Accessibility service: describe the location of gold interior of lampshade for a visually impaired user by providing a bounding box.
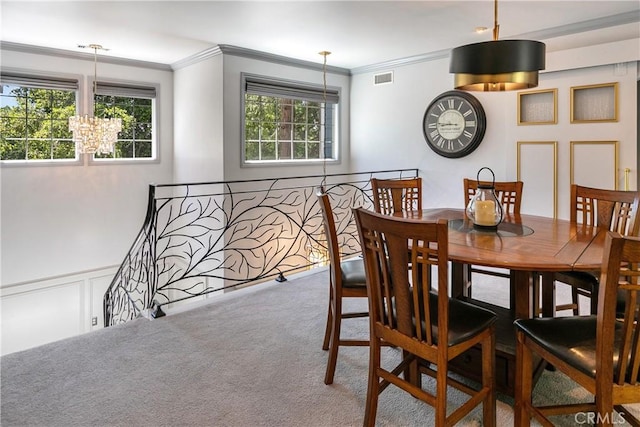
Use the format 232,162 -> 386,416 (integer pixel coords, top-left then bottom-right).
453,71 -> 539,92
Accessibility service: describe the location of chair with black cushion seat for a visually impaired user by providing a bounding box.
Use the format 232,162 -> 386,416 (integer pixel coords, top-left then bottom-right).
370,177 -> 422,215
463,178 -> 524,301
354,208 -> 497,427
545,184 -> 640,316
317,191 -> 369,385
515,231 -> 640,427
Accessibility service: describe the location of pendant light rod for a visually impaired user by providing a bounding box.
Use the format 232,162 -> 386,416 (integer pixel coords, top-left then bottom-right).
493,0 -> 499,41
319,51 -> 330,189
78,44 -> 108,114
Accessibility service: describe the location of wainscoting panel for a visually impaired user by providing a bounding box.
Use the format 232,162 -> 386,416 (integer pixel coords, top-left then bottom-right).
570,141 -> 619,189
89,272 -> 119,330
1,266 -> 118,355
517,141 -> 558,218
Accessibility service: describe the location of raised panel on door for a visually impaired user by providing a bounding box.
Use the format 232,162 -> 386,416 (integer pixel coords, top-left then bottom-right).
517,141 -> 558,218
570,141 -> 618,190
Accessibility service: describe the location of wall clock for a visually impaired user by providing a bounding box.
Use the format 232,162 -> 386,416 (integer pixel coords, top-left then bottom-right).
422,90 -> 486,158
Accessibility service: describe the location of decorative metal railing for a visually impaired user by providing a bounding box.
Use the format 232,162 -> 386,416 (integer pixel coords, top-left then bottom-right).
103,169 -> 419,326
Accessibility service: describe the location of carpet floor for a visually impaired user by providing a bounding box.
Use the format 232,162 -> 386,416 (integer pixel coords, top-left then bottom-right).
1,268 -> 638,426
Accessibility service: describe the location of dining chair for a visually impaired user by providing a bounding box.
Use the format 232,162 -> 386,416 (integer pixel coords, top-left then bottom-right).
317,191 -> 370,385
370,177 -> 422,215
353,208 -> 497,427
514,231 -> 640,427
463,178 -> 524,302
545,184 -> 640,316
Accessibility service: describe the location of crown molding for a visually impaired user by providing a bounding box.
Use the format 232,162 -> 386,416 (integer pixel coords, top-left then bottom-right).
173,44 -> 351,76
351,10 -> 639,75
516,10 -> 639,41
0,41 -> 172,71
351,49 -> 451,75
170,46 -> 223,70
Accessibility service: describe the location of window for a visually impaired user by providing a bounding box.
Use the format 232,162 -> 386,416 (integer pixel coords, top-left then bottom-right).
0,73 -> 78,161
92,82 -> 156,161
243,74 -> 339,164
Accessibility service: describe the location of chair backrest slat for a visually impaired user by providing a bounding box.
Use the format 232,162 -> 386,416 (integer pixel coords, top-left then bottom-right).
571,184 -> 640,237
371,178 -> 422,215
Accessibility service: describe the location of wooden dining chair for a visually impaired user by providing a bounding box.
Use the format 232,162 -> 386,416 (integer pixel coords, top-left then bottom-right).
353,208 -> 497,427
545,184 -> 640,315
370,177 -> 422,215
463,178 -> 524,301
515,231 -> 640,427
317,191 -> 370,385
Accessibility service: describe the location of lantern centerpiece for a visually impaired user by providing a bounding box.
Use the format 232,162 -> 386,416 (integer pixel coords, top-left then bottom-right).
466,167 -> 504,231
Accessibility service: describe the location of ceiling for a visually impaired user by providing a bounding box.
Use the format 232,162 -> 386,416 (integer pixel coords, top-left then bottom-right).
1,1 -> 639,70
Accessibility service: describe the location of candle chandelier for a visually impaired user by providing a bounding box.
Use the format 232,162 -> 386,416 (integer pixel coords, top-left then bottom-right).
69,44 -> 122,154
449,0 -> 546,91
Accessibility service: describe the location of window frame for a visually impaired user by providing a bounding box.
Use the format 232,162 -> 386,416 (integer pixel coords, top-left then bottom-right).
240,73 -> 340,167
0,69 -> 82,166
88,79 -> 160,165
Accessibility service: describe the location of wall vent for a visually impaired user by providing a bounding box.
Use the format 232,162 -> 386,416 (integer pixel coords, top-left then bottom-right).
373,71 -> 393,86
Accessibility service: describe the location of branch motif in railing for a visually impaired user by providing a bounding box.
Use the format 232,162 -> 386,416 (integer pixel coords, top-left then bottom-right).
104,170 -> 418,326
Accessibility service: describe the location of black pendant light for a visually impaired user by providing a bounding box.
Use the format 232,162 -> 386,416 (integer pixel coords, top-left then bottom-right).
449,0 -> 546,91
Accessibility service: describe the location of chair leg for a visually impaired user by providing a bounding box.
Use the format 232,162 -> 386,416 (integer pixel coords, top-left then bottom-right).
324,292 -> 342,385
596,396 -> 615,427
322,286 -> 334,351
515,330 -> 533,427
363,338 -> 381,427
435,359 -> 448,426
482,331 -> 496,427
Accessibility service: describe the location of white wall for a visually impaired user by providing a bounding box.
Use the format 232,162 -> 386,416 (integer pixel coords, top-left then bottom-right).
173,52 -> 225,184
1,50 -> 174,285
1,50 -> 174,354
350,39 -> 639,220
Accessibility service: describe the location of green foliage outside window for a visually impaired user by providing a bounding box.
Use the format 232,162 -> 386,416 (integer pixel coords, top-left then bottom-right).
244,93 -> 328,162
1,83 -> 154,161
93,94 -> 153,159
0,84 -> 76,160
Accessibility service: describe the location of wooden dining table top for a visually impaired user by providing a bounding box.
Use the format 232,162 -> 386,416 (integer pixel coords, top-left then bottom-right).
393,208 -> 606,274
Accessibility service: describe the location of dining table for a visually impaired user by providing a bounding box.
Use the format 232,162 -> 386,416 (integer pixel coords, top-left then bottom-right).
392,208 -> 606,395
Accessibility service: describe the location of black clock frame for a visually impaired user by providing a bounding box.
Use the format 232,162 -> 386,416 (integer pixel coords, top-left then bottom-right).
422,90 -> 487,159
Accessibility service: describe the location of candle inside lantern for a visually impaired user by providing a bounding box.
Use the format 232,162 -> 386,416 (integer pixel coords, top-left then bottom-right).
475,200 -> 496,226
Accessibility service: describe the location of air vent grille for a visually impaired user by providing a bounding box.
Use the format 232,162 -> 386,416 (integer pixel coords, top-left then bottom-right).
374,71 -> 393,85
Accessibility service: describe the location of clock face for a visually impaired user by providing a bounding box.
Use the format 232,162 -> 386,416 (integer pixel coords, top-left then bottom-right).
422,90 -> 486,158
